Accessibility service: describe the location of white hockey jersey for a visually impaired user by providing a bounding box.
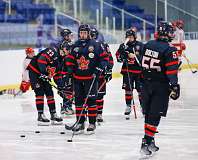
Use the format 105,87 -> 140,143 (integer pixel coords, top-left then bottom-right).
22,57 -> 32,82
172,27 -> 184,43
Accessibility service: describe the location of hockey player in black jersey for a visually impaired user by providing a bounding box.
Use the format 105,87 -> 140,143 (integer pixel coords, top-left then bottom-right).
53,28 -> 75,117
90,27 -> 114,123
27,47 -> 63,126
140,22 -> 180,156
66,24 -> 109,134
116,28 -> 144,119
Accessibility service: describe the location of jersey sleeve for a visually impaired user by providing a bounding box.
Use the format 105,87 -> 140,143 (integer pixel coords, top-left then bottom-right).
65,50 -> 77,74
115,43 -> 125,62
164,47 -> 179,85
37,53 -> 50,75
98,43 -> 109,70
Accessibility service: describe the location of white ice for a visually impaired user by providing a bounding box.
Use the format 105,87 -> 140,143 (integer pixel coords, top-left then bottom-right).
0,71 -> 198,160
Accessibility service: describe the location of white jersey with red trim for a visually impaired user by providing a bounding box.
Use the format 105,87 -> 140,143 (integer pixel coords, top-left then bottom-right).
22,57 -> 32,82
172,27 -> 184,44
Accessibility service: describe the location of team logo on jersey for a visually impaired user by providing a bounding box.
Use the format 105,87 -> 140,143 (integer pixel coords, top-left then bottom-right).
46,66 -> 56,78
88,46 -> 94,52
88,52 -> 95,58
73,47 -> 79,53
35,83 -> 40,88
77,56 -> 90,70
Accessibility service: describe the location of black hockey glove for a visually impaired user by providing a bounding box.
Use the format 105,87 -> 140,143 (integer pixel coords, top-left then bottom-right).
39,74 -> 51,82
57,86 -> 65,98
169,84 -> 180,100
93,67 -> 103,79
63,74 -> 73,89
105,69 -> 112,82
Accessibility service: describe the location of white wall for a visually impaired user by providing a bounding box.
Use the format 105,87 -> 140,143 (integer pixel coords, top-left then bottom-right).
0,40 -> 197,86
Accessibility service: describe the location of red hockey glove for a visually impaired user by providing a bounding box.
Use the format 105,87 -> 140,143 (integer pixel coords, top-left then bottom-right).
20,81 -> 31,93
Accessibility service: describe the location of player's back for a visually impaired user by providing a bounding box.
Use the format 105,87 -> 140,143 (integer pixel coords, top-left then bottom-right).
142,39 -> 175,83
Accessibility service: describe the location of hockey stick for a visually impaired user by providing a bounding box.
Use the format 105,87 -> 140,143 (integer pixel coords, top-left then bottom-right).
123,38 -> 138,119
182,54 -> 197,73
65,75 -> 97,131
125,62 -> 137,119
13,90 -> 23,98
48,81 -> 74,101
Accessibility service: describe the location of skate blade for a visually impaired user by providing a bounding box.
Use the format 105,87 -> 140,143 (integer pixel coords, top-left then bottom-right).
139,151 -> 152,159
37,121 -> 50,126
51,121 -> 63,125
73,130 -> 84,135
85,131 -> 95,135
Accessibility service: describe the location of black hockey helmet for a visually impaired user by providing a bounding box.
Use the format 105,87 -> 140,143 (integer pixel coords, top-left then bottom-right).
125,28 -> 137,39
60,28 -> 72,38
90,27 -> 99,40
78,24 -> 90,38
157,21 -> 175,42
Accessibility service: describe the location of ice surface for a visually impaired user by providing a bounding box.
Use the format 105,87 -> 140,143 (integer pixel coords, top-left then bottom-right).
0,71 -> 197,160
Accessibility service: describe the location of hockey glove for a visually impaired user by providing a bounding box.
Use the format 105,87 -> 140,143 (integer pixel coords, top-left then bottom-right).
169,84 -> 180,100
105,69 -> 112,82
20,81 -> 31,93
39,74 -> 51,82
63,74 -> 73,89
93,67 -> 103,79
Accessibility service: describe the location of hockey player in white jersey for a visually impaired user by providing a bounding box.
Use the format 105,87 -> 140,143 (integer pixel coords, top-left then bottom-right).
0,48 -> 35,96
172,20 -> 186,69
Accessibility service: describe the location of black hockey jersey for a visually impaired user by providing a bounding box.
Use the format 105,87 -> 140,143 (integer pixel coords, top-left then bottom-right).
66,39 -> 109,80
116,41 -> 144,74
27,48 -> 59,77
141,40 -> 178,84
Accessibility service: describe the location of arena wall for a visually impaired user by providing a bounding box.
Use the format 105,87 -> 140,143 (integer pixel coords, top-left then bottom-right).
0,40 -> 198,89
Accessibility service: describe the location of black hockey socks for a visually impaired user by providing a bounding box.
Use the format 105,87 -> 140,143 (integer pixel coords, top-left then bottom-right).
35,95 -> 44,113
96,98 -> 104,114
46,96 -> 56,113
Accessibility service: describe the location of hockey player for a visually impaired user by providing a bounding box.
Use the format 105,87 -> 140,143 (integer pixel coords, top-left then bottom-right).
172,20 -> 186,69
66,24 -> 109,134
0,48 -> 35,96
53,28 -> 75,117
27,47 -> 63,126
116,28 -> 144,119
90,27 -> 114,123
19,47 -> 35,94
140,21 -> 180,156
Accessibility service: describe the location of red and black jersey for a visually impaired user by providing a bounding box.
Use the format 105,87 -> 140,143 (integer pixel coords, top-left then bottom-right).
66,39 -> 109,80
102,42 -> 114,70
116,41 -> 144,75
142,40 -> 178,84
27,48 -> 59,78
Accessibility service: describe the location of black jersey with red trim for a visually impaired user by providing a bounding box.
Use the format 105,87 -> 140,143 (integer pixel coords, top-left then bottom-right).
141,40 -> 178,85
102,42 -> 114,70
116,41 -> 144,74
27,48 -> 59,77
66,39 -> 109,80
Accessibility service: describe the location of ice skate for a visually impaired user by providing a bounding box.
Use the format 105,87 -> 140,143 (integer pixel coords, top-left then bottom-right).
96,114 -> 103,122
72,123 -> 85,135
140,138 -> 152,157
124,105 -> 131,120
148,139 -> 159,152
86,124 -> 96,135
50,113 -> 63,125
37,113 -> 50,126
